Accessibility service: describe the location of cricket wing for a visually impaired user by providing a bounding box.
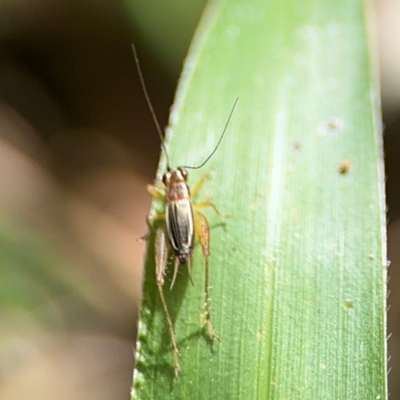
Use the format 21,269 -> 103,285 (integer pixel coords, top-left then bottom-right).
166,200 -> 194,255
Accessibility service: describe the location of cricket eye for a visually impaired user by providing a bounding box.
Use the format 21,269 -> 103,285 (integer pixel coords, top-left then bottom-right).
179,168 -> 188,180
162,173 -> 168,185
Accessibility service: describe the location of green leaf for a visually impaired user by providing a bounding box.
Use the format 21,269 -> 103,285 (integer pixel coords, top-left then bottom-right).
132,0 -> 387,399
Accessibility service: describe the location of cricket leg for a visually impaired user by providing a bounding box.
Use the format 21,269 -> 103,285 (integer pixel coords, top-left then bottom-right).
139,212 -> 165,241
147,183 -> 166,200
139,184 -> 166,241
191,171 -> 212,198
155,227 -> 180,377
194,211 -> 219,341
147,212 -> 165,226
195,201 -> 222,216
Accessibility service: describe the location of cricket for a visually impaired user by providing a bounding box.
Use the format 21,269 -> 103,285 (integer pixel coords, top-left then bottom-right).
132,44 -> 238,377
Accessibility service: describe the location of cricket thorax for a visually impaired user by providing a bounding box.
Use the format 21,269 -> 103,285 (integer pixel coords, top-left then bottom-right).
163,168 -> 191,202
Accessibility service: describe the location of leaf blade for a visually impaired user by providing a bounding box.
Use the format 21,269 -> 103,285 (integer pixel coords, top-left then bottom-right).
133,0 -> 387,399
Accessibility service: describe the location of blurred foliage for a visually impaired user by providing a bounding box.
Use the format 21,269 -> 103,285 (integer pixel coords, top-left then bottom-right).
0,0 -> 207,399
125,0 -> 207,73
0,214 -> 96,331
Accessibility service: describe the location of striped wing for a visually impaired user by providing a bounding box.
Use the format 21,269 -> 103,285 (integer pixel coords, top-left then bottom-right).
166,199 -> 194,255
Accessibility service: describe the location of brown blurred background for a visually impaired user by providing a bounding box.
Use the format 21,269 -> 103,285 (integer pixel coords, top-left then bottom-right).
0,1 -> 398,399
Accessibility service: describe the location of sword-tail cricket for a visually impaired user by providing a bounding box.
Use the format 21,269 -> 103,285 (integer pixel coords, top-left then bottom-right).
132,44 -> 238,377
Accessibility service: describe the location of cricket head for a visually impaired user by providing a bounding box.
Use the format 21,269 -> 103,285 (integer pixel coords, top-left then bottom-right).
162,167 -> 188,187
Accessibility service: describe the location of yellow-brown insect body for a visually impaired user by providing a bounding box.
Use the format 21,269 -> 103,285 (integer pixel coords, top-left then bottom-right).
146,167 -> 220,377
163,168 -> 194,266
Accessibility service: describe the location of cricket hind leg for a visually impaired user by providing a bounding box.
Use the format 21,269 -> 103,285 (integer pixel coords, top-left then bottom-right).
155,227 -> 181,377
194,210 -> 220,341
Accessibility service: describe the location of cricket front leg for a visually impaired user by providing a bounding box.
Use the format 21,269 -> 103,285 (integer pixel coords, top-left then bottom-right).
147,183 -> 166,200
155,227 -> 180,377
194,211 -> 220,341
190,171 -> 212,198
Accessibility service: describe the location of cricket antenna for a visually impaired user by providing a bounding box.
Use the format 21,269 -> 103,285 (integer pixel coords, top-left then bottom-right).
132,43 -> 171,170
181,97 -> 238,170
